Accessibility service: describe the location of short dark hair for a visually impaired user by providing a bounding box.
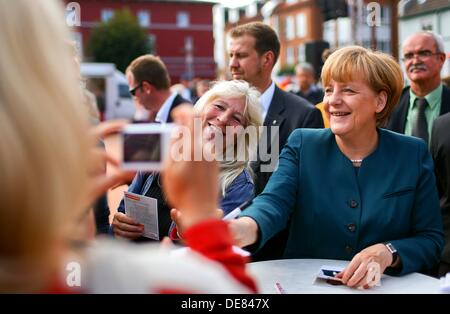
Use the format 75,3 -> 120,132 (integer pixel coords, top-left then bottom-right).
230,22 -> 280,65
126,54 -> 170,90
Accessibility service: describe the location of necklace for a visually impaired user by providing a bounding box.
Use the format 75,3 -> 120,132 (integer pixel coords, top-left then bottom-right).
350,159 -> 363,163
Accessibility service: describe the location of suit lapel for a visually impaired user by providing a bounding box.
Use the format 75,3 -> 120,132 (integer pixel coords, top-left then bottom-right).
264,86 -> 286,128
167,95 -> 190,123
260,86 -> 285,156
397,88 -> 410,133
440,85 -> 450,115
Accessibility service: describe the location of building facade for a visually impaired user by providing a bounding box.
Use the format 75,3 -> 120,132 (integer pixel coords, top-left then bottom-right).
67,0 -> 216,83
322,0 -> 399,58
220,0 -> 324,76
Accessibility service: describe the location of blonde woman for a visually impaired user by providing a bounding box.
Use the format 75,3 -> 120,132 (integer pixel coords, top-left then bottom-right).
229,46 -> 444,288
113,80 -> 263,241
0,0 -> 255,293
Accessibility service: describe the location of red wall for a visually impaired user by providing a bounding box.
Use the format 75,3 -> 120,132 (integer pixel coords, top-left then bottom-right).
69,0 -> 215,82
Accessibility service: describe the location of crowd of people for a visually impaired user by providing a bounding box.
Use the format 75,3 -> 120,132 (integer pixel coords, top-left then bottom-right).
1,0 -> 449,293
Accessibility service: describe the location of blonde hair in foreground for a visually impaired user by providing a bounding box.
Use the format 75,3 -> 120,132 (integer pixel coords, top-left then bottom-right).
194,80 -> 262,195
0,0 -> 90,292
321,46 -> 403,127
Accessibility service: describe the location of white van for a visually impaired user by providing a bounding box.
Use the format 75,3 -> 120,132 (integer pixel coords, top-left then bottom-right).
80,63 -> 135,120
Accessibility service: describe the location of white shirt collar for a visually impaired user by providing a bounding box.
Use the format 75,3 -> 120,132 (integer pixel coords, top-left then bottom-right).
155,92 -> 178,123
259,81 -> 276,120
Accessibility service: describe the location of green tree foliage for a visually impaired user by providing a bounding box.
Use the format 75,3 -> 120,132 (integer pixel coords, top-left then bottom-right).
277,64 -> 296,76
89,9 -> 151,72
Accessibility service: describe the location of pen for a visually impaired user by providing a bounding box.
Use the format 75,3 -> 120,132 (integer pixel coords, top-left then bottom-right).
222,199 -> 253,221
274,282 -> 287,294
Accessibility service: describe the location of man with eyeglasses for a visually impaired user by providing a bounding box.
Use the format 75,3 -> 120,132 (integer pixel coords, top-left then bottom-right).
387,31 -> 450,278
387,31 -> 449,145
113,55 -> 191,242
125,54 -> 191,123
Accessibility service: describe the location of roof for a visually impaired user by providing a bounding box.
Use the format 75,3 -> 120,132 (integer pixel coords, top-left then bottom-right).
400,0 -> 450,18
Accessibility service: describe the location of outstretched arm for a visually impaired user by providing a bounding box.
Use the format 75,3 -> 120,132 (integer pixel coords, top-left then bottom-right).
162,106 -> 257,292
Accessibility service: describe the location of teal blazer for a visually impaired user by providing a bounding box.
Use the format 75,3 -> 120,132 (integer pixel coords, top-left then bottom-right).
242,128 -> 444,275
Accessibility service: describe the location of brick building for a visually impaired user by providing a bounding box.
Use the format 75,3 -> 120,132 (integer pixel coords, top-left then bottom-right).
67,0 -> 216,83
221,0 -> 324,75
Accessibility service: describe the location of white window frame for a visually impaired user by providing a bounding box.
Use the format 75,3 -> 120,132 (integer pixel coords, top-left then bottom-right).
138,10 -> 150,27
101,9 -> 114,22
177,11 -> 190,28
297,44 -> 305,63
148,34 -> 156,54
296,13 -> 307,38
285,16 -> 295,40
245,3 -> 257,18
286,46 -> 295,65
229,9 -> 239,23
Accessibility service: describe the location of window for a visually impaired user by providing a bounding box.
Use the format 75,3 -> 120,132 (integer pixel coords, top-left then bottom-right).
296,13 -> 306,38
246,3 -> 257,18
185,36 -> 193,54
297,44 -> 305,63
421,19 -> 433,31
272,16 -> 280,36
119,84 -> 131,98
229,9 -> 239,23
177,11 -> 190,28
138,10 -> 150,27
148,34 -> 156,54
285,16 -> 295,40
184,37 -> 194,80
379,41 -> 390,53
381,5 -> 390,25
101,9 -> 114,22
286,46 -> 295,65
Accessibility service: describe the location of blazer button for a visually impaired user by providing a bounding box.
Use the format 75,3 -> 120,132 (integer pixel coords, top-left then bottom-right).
349,200 -> 358,208
345,245 -> 353,254
347,223 -> 356,232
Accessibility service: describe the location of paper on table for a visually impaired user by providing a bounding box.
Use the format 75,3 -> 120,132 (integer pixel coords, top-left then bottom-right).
316,265 -> 345,280
124,191 -> 159,240
315,264 -> 382,287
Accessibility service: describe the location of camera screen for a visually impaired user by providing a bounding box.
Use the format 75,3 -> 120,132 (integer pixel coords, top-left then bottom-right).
123,133 -> 162,163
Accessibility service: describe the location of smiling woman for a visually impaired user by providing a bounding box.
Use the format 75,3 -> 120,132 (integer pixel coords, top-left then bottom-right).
0,0 -> 257,294
228,46 -> 444,289
321,46 -> 403,162
194,80 -> 262,196
113,80 -> 263,242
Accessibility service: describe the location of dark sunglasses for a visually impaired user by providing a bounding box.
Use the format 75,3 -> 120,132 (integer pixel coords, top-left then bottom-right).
129,82 -> 143,96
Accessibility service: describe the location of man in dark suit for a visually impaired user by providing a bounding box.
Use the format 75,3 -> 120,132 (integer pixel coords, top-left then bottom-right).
431,113 -> 450,276
387,31 -> 449,144
113,55 -> 191,241
294,62 -> 324,105
228,22 -> 323,260
228,22 -> 324,195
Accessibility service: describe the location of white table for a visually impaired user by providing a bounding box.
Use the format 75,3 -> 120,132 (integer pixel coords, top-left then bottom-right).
248,259 -> 440,294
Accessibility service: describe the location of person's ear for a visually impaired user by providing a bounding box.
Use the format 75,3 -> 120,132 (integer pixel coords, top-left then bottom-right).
142,81 -> 153,94
262,51 -> 275,69
438,52 -> 446,65
375,90 -> 387,113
